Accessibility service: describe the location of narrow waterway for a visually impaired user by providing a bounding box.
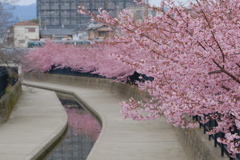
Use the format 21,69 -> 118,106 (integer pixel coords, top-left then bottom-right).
44,99 -> 101,160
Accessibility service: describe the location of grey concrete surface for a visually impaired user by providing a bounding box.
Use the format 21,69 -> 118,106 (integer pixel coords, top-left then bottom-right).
23,80 -> 188,160
0,86 -> 68,160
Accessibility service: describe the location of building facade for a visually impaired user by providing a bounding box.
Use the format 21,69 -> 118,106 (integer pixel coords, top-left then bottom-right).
37,0 -> 141,30
5,21 -> 39,48
86,23 -> 113,40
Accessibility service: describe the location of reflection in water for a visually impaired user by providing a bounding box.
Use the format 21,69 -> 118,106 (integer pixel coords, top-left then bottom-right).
45,99 -> 101,160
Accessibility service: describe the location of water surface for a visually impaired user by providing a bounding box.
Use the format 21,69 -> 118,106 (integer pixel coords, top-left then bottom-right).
44,99 -> 101,160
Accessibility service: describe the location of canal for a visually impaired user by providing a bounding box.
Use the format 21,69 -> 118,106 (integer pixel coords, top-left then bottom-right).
44,98 -> 101,160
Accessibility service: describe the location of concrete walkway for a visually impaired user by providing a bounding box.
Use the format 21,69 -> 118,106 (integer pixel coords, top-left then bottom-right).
22,80 -> 188,160
0,86 -> 68,160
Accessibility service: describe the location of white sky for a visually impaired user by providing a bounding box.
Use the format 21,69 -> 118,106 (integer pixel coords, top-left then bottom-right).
15,0 -> 36,5
15,0 -> 162,6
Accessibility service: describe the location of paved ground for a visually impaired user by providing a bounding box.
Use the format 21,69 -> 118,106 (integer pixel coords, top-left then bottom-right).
22,80 -> 188,160
0,86 -> 68,160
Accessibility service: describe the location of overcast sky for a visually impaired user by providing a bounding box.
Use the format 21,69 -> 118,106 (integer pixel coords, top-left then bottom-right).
15,0 -> 35,5
15,0 -> 162,6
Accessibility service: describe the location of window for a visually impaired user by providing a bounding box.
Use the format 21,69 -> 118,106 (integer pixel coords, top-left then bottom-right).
98,31 -> 106,37
44,18 -> 50,22
28,28 -> 36,32
61,2 -> 69,6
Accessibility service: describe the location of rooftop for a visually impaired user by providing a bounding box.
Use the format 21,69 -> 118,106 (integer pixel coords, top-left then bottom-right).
40,29 -> 76,36
14,21 -> 39,26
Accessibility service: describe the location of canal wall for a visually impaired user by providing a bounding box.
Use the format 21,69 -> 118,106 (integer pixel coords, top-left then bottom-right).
23,72 -> 150,101
23,72 -> 227,160
0,81 -> 22,124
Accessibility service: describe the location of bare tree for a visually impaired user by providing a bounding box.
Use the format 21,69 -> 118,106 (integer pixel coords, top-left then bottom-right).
0,0 -> 18,37
0,0 -> 26,83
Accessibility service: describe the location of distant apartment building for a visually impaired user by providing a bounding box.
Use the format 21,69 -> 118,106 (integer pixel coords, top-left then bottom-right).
5,21 -> 39,48
37,0 -> 142,30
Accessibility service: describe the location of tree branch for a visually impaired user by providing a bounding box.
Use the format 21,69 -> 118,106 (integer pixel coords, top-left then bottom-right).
212,59 -> 240,84
236,63 -> 240,68
208,70 -> 222,75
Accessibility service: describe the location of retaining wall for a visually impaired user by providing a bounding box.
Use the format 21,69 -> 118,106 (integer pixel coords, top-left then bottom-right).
24,72 -> 228,160
23,72 -> 150,100
0,81 -> 22,124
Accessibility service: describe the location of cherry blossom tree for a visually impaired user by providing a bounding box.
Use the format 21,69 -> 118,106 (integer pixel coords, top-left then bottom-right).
24,0 -> 240,156
23,42 -> 135,81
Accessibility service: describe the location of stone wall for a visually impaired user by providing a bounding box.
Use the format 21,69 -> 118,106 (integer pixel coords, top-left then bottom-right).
0,81 -> 22,124
24,72 -> 228,160
175,125 -> 227,160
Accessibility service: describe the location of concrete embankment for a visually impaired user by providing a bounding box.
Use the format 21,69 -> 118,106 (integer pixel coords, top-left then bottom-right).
0,81 -> 22,124
23,72 -> 228,160
0,86 -> 68,160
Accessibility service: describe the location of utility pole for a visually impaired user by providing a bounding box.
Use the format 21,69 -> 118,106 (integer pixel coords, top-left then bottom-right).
39,14 -> 42,30
37,0 -> 42,30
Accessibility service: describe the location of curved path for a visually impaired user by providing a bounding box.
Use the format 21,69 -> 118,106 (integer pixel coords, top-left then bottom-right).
0,86 -> 67,160
23,80 -> 187,160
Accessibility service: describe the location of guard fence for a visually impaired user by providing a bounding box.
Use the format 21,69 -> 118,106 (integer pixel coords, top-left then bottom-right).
47,66 -> 105,78
47,66 -> 153,84
192,115 -> 240,160
0,66 -> 18,98
0,67 -> 9,98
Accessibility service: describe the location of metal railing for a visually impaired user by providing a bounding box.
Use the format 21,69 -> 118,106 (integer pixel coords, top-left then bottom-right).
128,71 -> 154,85
193,115 -> 240,160
47,66 -> 105,78
0,66 -> 19,98
0,67 -> 9,98
47,67 -> 154,84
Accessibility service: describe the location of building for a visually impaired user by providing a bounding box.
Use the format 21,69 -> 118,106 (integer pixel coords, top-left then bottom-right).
5,21 -> 39,48
86,23 -> 113,40
40,28 -> 75,40
37,0 -> 142,30
72,27 -> 88,41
